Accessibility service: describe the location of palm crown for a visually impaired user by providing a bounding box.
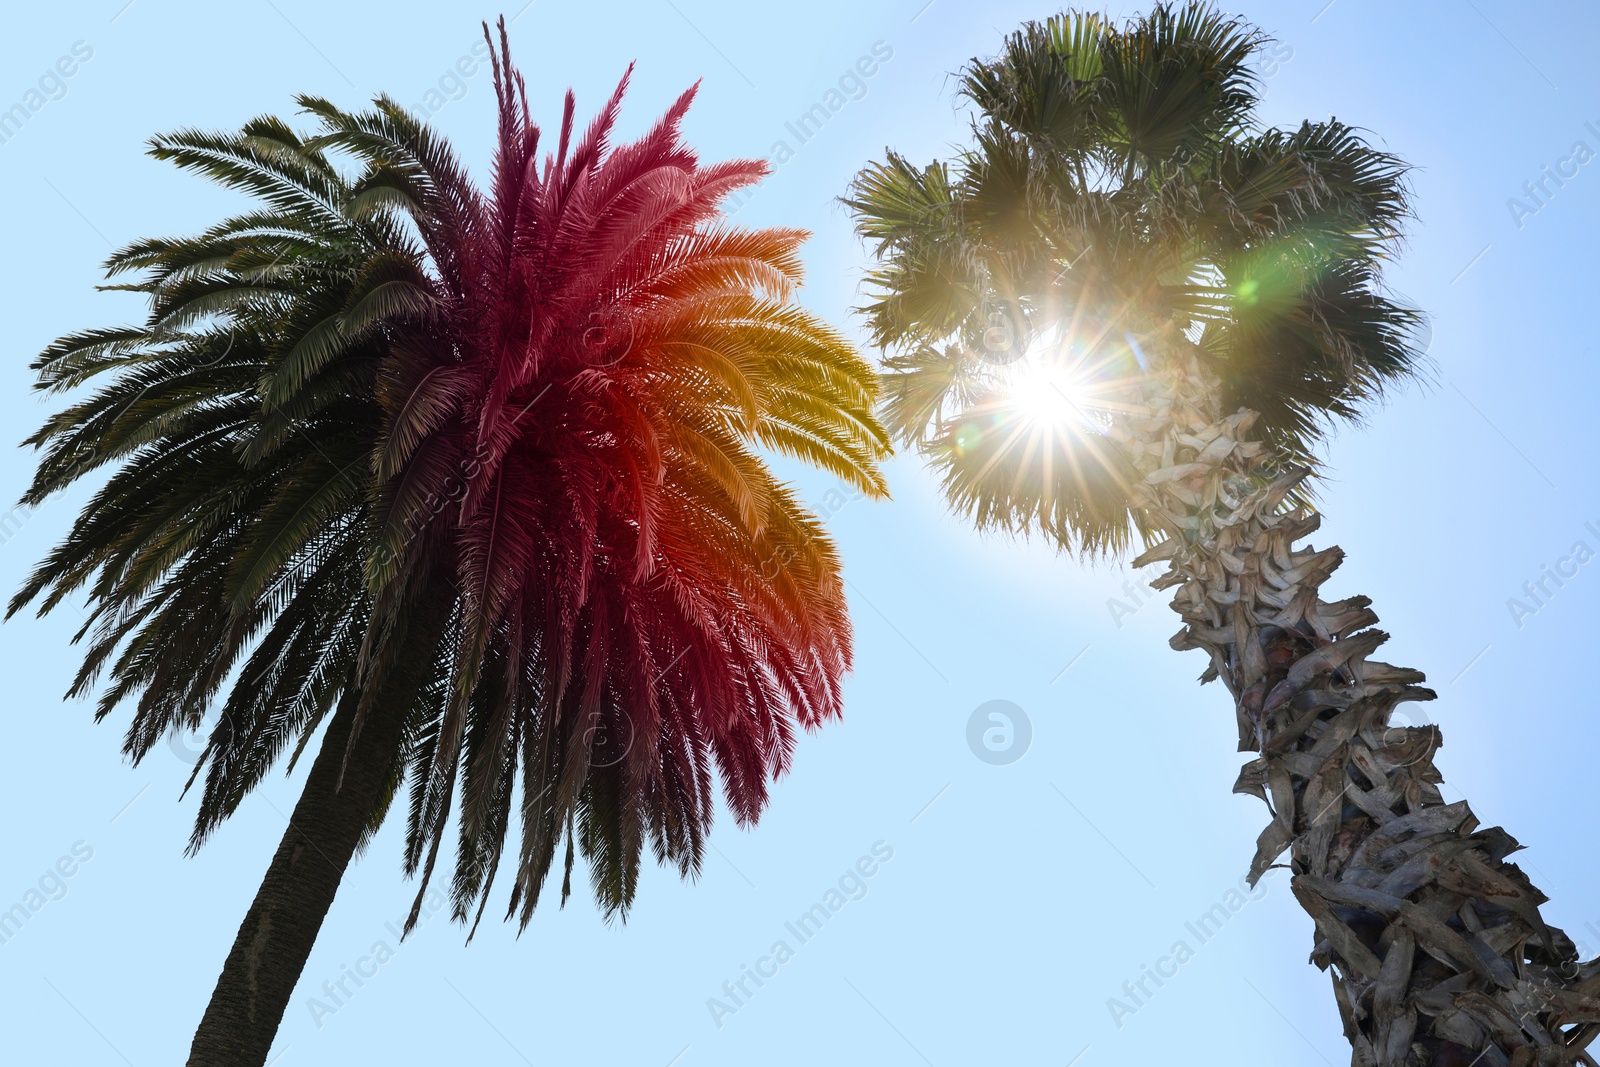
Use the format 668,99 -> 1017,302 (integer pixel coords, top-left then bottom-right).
15,26 -> 888,935
846,3 -> 1426,556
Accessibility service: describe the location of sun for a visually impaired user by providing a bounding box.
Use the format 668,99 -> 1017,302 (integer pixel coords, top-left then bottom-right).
1007,357 -> 1091,428
998,325 -> 1102,430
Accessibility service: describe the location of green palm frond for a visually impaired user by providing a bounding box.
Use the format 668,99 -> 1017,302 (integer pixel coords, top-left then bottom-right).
11,105 -> 428,847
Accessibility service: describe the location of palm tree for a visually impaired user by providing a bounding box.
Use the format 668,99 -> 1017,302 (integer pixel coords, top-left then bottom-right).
14,23 -> 888,1066
848,6 -> 1597,1065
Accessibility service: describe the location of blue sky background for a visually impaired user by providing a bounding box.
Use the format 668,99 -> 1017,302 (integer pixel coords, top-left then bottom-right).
2,1 -> 1598,1064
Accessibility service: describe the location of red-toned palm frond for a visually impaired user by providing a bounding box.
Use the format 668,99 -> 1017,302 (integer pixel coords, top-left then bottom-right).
353,21 -> 889,929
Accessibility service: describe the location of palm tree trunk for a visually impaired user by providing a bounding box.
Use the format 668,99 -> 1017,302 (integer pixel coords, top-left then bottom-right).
186,691 -> 405,1067
1121,351 -> 1600,1067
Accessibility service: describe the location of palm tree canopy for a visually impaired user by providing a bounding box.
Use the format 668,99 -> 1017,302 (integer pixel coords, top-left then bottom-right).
846,2 -> 1427,557
356,38 -> 891,926
14,22 -> 888,931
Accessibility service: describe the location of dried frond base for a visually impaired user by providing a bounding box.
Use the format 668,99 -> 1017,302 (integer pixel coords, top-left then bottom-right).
1124,356 -> 1600,1067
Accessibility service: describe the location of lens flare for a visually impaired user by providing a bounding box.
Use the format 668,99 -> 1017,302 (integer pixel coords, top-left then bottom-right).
1007,356 -> 1092,428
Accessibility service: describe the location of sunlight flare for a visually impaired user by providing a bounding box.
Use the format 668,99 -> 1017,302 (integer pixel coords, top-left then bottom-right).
997,327 -> 1103,431
1006,354 -> 1094,429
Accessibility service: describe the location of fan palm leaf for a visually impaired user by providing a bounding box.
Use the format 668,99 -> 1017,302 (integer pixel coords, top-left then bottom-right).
846,6 -> 1591,1064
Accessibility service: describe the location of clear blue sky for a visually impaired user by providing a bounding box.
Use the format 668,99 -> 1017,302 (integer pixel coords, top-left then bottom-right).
2,1 -> 1598,1064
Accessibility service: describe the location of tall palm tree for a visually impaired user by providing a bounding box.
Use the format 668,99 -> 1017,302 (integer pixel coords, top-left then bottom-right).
848,6 -> 1598,1065
14,23 -> 888,1066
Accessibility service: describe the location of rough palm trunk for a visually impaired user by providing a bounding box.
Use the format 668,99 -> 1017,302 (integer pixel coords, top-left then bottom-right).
1117,350 -> 1600,1066
186,691 -> 404,1067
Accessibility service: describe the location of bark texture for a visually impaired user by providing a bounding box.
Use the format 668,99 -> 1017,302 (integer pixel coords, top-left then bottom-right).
186,692 -> 404,1067
1118,352 -> 1598,1067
